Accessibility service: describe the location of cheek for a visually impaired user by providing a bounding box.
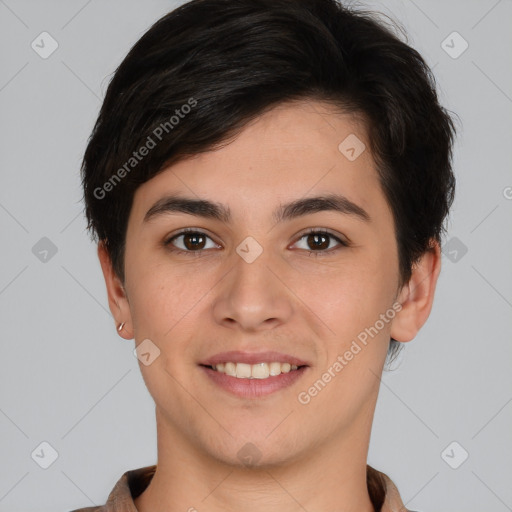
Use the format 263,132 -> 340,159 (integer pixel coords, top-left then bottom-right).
128,261 -> 216,341
301,254 -> 397,343
126,263 -> 213,395
295,260 -> 395,421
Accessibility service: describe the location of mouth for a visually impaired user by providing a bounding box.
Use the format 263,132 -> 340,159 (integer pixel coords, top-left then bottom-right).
198,351 -> 310,398
200,361 -> 306,379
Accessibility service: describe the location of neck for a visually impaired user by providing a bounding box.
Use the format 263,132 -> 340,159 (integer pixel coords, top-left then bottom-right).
134,407 -> 377,512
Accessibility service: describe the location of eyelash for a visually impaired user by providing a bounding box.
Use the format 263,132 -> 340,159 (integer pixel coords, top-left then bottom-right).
163,227 -> 349,258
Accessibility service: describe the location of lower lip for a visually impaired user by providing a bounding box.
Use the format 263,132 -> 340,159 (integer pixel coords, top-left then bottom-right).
200,365 -> 309,398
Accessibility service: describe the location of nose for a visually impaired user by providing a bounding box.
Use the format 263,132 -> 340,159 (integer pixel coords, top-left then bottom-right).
211,245 -> 294,332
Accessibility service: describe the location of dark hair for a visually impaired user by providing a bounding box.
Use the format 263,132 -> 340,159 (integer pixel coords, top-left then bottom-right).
81,0 -> 457,363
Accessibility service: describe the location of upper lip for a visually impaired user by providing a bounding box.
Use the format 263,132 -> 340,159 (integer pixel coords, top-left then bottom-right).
200,351 -> 310,367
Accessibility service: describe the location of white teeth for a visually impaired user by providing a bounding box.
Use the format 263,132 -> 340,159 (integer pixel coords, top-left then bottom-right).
269,361 -> 281,376
252,362 -> 269,379
211,362 -> 300,379
224,362 -> 236,376
236,363 -> 252,378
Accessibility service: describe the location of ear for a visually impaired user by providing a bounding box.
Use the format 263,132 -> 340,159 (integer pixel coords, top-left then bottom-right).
97,240 -> 133,340
390,239 -> 442,343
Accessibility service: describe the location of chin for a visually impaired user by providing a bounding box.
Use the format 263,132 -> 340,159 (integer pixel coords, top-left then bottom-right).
204,432 -> 307,470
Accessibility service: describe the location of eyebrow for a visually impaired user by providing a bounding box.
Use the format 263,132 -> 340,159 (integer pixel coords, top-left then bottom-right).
143,193 -> 370,224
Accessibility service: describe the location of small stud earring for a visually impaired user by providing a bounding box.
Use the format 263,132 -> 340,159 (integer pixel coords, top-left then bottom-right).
117,322 -> 125,332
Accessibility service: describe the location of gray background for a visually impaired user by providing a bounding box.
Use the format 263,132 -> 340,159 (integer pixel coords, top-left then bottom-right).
0,0 -> 511,510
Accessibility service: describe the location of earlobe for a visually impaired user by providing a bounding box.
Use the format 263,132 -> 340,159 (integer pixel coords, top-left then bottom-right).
97,241 -> 133,340
390,240 -> 442,343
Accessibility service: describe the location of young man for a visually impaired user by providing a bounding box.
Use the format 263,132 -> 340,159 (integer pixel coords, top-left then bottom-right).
72,0 -> 456,510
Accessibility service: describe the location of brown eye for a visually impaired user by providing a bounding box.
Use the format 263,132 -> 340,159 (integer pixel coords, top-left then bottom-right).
165,229 -> 219,253
306,232 -> 330,250
293,229 -> 348,256
182,232 -> 207,250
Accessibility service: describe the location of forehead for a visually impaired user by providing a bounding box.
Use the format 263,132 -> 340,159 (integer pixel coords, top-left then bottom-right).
129,100 -> 387,226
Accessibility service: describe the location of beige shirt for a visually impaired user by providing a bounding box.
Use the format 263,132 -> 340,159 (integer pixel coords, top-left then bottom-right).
69,464 -> 414,512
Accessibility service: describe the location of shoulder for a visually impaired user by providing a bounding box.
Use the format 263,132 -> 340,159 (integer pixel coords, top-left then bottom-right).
67,507 -> 104,512
66,465 -> 156,512
369,464 -> 420,512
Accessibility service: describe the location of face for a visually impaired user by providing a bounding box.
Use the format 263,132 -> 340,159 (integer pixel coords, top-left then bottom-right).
100,100 -> 439,468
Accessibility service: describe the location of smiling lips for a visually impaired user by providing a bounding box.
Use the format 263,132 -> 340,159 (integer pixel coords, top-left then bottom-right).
210,361 -> 300,379
199,350 -> 309,397
200,350 -> 309,379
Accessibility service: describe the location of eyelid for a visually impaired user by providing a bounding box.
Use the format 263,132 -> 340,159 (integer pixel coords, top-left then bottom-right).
166,226 -> 216,240
293,227 -> 349,247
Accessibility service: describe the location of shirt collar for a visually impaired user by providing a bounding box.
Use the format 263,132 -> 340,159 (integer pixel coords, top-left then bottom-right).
96,464 -> 409,512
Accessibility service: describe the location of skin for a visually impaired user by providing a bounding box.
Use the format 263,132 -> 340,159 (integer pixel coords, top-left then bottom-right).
98,99 -> 441,512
